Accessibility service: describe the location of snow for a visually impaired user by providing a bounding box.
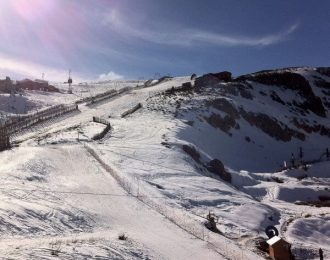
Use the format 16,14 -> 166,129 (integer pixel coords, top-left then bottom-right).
287,217 -> 330,249
0,69 -> 329,259
267,235 -> 281,245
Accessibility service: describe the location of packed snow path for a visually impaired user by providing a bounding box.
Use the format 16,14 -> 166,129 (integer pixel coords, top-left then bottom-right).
12,78 -> 189,143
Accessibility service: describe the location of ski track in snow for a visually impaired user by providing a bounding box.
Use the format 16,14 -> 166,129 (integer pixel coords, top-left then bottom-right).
0,78 -> 233,259
0,73 -> 329,259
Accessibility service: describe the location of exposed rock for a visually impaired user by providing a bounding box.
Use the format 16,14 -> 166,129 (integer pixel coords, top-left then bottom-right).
206,98 -> 239,118
320,126 -> 330,137
239,87 -> 254,100
195,74 -> 221,88
204,113 -> 237,134
182,82 -> 193,90
291,117 -> 330,138
206,159 -> 231,183
322,89 -> 330,96
270,91 -> 285,105
237,71 -> 326,117
316,67 -> 330,77
237,71 -> 313,96
165,83 -> 194,96
211,71 -> 232,82
195,71 -> 232,87
240,109 -> 305,142
221,83 -> 239,96
302,96 -> 326,117
314,79 -> 330,89
182,145 -> 200,163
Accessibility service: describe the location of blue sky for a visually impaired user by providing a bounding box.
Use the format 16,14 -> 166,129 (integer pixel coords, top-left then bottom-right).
0,0 -> 329,81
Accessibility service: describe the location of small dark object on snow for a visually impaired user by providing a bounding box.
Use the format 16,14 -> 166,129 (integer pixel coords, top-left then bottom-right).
205,211 -> 221,233
265,225 -> 279,239
118,233 -> 128,240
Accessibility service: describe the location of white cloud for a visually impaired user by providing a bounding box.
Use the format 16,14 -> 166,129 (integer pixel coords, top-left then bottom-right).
98,71 -> 124,81
0,54 -> 125,83
185,23 -> 299,47
103,10 -> 299,47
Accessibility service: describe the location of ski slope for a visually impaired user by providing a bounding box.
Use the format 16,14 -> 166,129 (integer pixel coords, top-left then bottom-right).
0,69 -> 329,259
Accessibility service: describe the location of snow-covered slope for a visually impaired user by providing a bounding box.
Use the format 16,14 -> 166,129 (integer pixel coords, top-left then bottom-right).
0,80 -> 143,121
0,69 -> 329,259
150,67 -> 330,172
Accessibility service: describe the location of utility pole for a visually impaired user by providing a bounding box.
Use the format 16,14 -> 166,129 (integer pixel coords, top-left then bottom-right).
68,69 -> 73,94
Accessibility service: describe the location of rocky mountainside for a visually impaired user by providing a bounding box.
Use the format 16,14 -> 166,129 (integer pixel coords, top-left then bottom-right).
147,67 -> 330,172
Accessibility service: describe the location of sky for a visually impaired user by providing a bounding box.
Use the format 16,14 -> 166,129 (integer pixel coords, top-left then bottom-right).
0,0 -> 329,82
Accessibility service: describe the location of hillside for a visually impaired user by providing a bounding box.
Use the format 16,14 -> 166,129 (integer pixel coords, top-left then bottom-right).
149,67 -> 330,172
0,68 -> 329,259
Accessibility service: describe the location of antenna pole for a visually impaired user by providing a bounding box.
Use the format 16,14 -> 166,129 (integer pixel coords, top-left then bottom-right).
68,69 -> 73,94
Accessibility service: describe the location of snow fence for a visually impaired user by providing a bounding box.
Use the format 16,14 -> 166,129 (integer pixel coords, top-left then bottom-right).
121,103 -> 143,118
0,103 -> 78,149
84,87 -> 132,106
84,144 -> 262,260
92,117 -> 111,140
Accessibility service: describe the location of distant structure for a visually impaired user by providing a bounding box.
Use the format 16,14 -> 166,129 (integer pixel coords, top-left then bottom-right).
17,79 -> 58,92
68,70 -> 73,94
266,236 -> 293,260
0,77 -> 14,93
0,75 -> 58,93
319,248 -> 324,260
35,73 -> 49,85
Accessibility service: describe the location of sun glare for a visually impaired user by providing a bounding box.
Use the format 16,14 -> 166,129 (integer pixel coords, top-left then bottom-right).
12,0 -> 56,22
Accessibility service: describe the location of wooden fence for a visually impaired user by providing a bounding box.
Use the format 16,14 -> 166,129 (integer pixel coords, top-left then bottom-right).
92,117 -> 111,140
121,103 -> 143,118
0,86 -> 132,150
84,87 -> 132,106
0,103 -> 78,150
77,89 -> 117,105
0,127 -> 10,151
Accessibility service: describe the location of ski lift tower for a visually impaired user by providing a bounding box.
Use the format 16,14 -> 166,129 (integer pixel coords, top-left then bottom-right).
68,70 -> 73,94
